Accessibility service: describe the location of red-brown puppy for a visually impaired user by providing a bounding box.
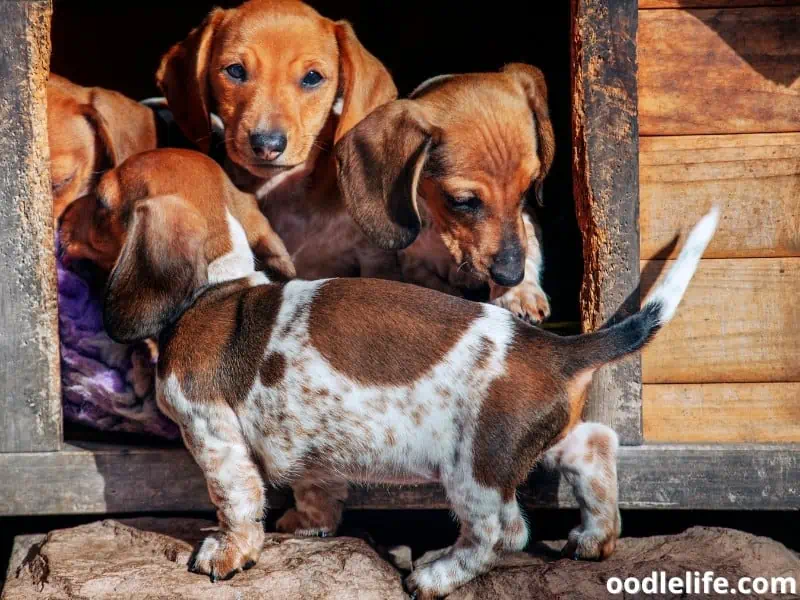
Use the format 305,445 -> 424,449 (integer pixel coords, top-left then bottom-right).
47,74 -> 159,222
58,148 -> 295,282
101,184 -> 719,597
337,64 -> 556,323
156,0 -> 399,280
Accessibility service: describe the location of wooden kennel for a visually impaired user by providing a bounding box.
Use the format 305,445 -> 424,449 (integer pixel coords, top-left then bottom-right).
0,0 -> 797,516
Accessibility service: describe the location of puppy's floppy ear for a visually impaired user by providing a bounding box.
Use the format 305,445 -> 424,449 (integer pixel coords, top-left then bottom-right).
333,20 -> 398,143
83,89 -> 158,169
80,102 -> 119,171
336,100 -> 438,250
502,63 -> 555,206
104,195 -> 209,343
156,8 -> 225,153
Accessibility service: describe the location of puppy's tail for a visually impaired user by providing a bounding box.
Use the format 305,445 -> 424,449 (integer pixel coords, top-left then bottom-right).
565,205 -> 720,375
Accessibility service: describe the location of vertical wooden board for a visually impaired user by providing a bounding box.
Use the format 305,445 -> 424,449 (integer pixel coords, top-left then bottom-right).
641,258 -> 800,383
572,0 -> 642,443
643,383 -> 800,443
638,7 -> 800,135
640,133 -> 800,259
0,0 -> 61,452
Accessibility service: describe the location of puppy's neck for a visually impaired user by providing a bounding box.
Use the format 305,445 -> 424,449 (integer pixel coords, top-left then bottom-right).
207,210 -> 260,284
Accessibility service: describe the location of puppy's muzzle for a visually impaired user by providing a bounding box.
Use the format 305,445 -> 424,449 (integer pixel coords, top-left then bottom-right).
489,240 -> 525,287
250,130 -> 288,161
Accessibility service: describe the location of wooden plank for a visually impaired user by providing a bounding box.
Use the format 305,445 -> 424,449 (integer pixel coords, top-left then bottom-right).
644,383 -> 800,442
0,443 -> 797,515
640,133 -> 800,259
572,0 -> 642,445
641,258 -> 800,383
638,7 -> 800,135
641,0 -> 800,8
0,0 -> 61,452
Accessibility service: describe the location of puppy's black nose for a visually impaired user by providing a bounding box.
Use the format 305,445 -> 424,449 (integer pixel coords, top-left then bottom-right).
490,238 -> 525,287
250,130 -> 287,161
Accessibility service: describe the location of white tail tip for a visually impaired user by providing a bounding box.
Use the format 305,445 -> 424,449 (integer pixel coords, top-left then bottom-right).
643,204 -> 721,324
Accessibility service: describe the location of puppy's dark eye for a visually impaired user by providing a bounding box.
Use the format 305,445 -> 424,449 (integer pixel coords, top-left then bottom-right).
445,193 -> 482,213
225,64 -> 247,82
301,70 -> 324,88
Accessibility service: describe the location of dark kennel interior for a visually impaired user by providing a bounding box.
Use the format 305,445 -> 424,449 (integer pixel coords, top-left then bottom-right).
50,0 -> 582,441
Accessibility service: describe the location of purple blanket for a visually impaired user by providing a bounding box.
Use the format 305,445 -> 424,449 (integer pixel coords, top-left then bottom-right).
57,241 -> 179,440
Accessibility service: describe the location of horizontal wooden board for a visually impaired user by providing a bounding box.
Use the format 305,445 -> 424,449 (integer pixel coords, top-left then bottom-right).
641,258 -> 800,383
640,133 -> 800,259
641,0 -> 800,8
638,7 -> 800,135
644,383 -> 800,442
0,443 -> 798,515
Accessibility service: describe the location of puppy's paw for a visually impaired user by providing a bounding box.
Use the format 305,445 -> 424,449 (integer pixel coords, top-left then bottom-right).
561,525 -> 618,561
188,532 -> 261,583
405,565 -> 448,600
491,281 -> 551,324
276,508 -> 335,537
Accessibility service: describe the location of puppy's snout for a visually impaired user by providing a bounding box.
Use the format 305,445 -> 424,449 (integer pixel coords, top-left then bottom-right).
489,237 -> 525,287
250,130 -> 288,161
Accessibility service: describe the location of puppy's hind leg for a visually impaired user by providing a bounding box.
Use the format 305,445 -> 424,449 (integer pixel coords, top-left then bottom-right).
406,471 -> 504,598
544,422 -> 621,560
276,476 -> 349,537
178,405 -> 267,582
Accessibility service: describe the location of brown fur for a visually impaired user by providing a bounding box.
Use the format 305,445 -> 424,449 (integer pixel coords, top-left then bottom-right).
307,278 -> 482,385
156,0 -> 398,279
472,324 -> 571,491
159,282 -> 286,407
47,73 -> 158,222
336,63 -> 556,297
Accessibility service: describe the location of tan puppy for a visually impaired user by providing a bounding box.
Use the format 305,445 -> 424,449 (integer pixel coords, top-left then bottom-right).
337,64 -> 556,323
100,172 -> 719,597
156,0 -> 399,280
58,148 -> 295,283
47,74 -> 159,222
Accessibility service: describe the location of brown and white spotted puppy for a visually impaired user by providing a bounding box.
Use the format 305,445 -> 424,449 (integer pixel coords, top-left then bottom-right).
155,0 -> 400,281
336,63 -> 556,324
102,175 -> 719,599
58,148 -> 295,281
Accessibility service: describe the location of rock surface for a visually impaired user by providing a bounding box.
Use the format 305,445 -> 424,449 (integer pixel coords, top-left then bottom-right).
3,520 -> 798,599
2,519 -> 407,600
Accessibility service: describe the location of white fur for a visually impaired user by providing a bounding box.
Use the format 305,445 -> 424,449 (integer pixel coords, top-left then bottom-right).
207,210 -> 256,284
643,205 -> 720,324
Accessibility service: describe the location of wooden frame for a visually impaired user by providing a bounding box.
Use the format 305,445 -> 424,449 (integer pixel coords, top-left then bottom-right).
0,0 -> 796,516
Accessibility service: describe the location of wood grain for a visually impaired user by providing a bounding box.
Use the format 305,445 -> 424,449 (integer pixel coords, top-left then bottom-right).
0,0 -> 61,453
641,258 -> 800,383
640,133 -> 800,259
638,7 -> 800,135
641,0 -> 800,8
572,0 -> 642,444
1,443 -> 797,515
644,383 -> 800,442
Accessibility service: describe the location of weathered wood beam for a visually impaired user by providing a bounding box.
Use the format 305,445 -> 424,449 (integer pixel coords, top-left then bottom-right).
1,444 -> 797,516
0,0 -> 60,453
571,0 -> 642,444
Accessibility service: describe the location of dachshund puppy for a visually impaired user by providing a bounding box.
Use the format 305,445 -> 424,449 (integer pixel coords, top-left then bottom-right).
101,182 -> 719,598
156,0 -> 400,280
47,74 -> 158,222
337,64 -> 556,323
57,148 -> 295,282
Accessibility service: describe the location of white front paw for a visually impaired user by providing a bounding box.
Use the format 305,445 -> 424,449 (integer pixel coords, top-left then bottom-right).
491,282 -> 551,324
